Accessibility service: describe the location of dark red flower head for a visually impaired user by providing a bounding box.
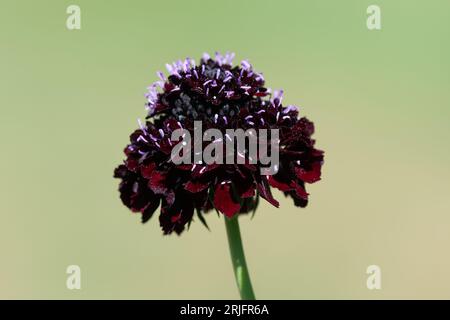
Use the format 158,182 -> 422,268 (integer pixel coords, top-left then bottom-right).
114,52 -> 324,235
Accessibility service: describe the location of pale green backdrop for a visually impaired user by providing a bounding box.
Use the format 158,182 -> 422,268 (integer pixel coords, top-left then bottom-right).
1,0 -> 449,299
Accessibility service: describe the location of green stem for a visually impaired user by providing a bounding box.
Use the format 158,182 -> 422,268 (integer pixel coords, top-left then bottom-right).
224,216 -> 256,300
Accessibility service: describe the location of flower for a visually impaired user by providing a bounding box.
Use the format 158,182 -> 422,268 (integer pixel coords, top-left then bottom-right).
114,52 -> 324,235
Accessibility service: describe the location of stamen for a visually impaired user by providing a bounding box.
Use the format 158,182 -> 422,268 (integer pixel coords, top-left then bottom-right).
165,63 -> 173,73
283,105 -> 298,113
137,118 -> 146,132
157,71 -> 166,81
272,89 -> 284,106
215,52 -> 223,65
256,73 -> 265,81
137,135 -> 149,143
241,60 -> 251,70
225,91 -> 234,98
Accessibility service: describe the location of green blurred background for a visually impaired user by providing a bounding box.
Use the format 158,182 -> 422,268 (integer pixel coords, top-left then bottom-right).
1,0 -> 449,299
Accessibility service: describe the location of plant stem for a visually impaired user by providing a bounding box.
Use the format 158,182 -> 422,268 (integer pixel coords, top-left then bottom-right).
224,216 -> 255,300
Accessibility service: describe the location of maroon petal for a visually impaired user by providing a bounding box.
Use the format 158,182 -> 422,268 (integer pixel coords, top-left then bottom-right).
129,192 -> 149,212
125,158 -> 139,171
234,175 -> 255,198
213,182 -> 241,218
256,177 -> 279,208
241,185 -> 255,198
159,198 -> 194,235
141,198 -> 160,223
148,170 -> 175,205
191,164 -> 219,178
268,176 -> 293,192
290,181 -> 309,200
295,162 -> 322,183
113,165 -> 128,179
148,170 -> 167,194
176,164 -> 194,171
184,180 -> 209,193
140,163 -> 156,179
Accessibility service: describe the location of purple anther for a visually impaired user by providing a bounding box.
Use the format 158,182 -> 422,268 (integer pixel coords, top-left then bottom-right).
241,60 -> 251,70
283,105 -> 298,113
157,71 -> 166,81
272,89 -> 284,106
137,135 -> 149,143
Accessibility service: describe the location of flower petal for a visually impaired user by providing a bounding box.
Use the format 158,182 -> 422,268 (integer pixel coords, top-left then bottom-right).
140,163 -> 156,179
141,198 -> 160,223
295,162 -> 322,183
268,176 -> 293,192
213,183 -> 241,218
184,180 -> 210,193
148,170 -> 175,205
256,177 -> 279,208
290,181 -> 309,200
